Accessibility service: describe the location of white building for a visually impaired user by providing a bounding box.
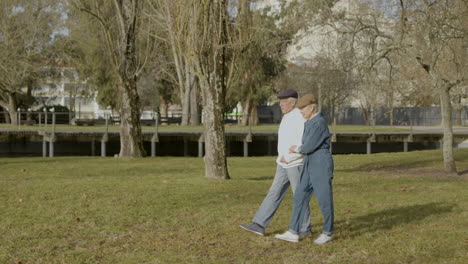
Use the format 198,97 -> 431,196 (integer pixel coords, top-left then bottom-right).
33,66 -> 105,118
32,66 -> 158,120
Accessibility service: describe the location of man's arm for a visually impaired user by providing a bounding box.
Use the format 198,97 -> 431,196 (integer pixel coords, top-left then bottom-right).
297,122 -> 328,155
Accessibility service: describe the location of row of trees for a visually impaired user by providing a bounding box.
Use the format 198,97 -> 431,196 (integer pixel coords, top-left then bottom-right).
0,0 -> 300,179
1,0 -> 466,176
286,0 -> 467,174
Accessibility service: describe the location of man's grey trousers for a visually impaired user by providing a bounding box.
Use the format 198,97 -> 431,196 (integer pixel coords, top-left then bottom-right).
252,165 -> 311,233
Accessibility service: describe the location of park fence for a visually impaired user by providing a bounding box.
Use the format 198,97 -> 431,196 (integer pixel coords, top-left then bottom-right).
0,105 -> 467,127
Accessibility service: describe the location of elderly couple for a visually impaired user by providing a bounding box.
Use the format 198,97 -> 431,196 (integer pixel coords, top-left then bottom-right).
240,89 -> 334,244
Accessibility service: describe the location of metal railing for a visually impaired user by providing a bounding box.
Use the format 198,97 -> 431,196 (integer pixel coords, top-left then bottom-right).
0,106 -> 466,128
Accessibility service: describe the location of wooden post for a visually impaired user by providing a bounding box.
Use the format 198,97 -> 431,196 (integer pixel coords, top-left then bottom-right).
267,136 -> 272,156
101,140 -> 106,157
198,134 -> 204,158
244,133 -> 252,157
243,140 -> 248,157
183,138 -> 188,157
198,141 -> 203,157
42,136 -> 47,157
151,133 -> 159,157
49,112 -> 56,157
91,137 -> 95,156
367,133 -> 376,154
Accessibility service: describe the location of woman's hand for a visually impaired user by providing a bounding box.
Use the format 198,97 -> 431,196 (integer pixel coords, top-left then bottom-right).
280,155 -> 288,164
289,145 -> 298,154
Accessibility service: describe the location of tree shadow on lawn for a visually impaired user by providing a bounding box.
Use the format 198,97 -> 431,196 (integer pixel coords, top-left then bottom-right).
336,202 -> 456,239
249,176 -> 274,181
337,149 -> 468,174
337,158 -> 441,174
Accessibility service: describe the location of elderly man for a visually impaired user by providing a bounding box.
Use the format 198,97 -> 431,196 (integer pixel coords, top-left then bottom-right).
240,89 -> 311,237
275,93 -> 334,245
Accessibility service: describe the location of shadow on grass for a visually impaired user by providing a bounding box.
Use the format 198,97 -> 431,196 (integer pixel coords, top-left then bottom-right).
338,149 -> 468,173
337,158 -> 441,173
337,202 -> 455,239
249,176 -> 274,181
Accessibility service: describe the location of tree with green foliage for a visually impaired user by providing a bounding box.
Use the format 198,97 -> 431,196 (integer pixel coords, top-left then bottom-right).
0,0 -> 63,125
227,0 -> 289,126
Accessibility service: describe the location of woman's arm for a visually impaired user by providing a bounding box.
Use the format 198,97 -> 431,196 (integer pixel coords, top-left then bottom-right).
298,122 -> 328,155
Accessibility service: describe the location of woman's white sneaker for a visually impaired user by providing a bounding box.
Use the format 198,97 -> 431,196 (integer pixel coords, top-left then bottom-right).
275,231 -> 299,243
313,234 -> 332,244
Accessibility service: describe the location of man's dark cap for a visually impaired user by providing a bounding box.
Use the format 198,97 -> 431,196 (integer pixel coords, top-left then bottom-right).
277,89 -> 298,99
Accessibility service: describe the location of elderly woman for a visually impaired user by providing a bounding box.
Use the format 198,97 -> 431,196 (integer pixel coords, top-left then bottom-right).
275,93 -> 334,244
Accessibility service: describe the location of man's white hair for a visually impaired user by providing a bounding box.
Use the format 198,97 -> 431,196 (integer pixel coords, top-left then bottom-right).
288,97 -> 298,104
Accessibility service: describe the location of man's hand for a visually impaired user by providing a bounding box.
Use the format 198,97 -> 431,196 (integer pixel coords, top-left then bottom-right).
289,145 -> 298,154
280,155 -> 288,164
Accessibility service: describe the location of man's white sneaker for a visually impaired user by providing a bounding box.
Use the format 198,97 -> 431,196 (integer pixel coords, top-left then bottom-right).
275,231 -> 299,243
314,234 -> 332,244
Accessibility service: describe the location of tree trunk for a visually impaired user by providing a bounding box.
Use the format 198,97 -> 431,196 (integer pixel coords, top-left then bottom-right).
118,79 -> 146,157
0,95 -> 15,124
240,98 -> 259,126
241,98 -> 251,126
159,95 -> 169,125
439,86 -> 457,174
389,107 -> 394,127
7,93 -> 18,125
189,77 -> 200,125
181,62 -> 192,125
454,94 -> 462,126
200,78 -> 230,180
3,111 -> 10,123
115,0 -> 145,158
26,80 -> 34,121
362,106 -> 370,126
188,0 -> 230,179
250,105 -> 258,126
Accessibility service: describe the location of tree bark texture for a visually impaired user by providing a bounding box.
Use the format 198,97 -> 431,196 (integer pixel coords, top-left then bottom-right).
118,79 -> 146,157
115,0 -> 145,157
159,95 -> 169,125
181,62 -> 192,125
7,93 -> 17,125
187,0 -> 231,179
0,92 -> 18,125
241,98 -> 258,126
439,86 -> 457,174
200,78 -> 230,180
76,0 -> 148,157
189,77 -> 200,125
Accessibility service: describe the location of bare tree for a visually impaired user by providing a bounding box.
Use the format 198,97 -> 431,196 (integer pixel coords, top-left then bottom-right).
314,0 -> 467,173
401,0 -> 468,173
183,0 -> 236,179
72,0 -> 156,157
147,0 -> 200,126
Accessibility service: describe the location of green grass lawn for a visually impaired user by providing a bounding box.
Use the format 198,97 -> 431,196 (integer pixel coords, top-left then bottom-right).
1,150 -> 467,263
0,123 -> 410,132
